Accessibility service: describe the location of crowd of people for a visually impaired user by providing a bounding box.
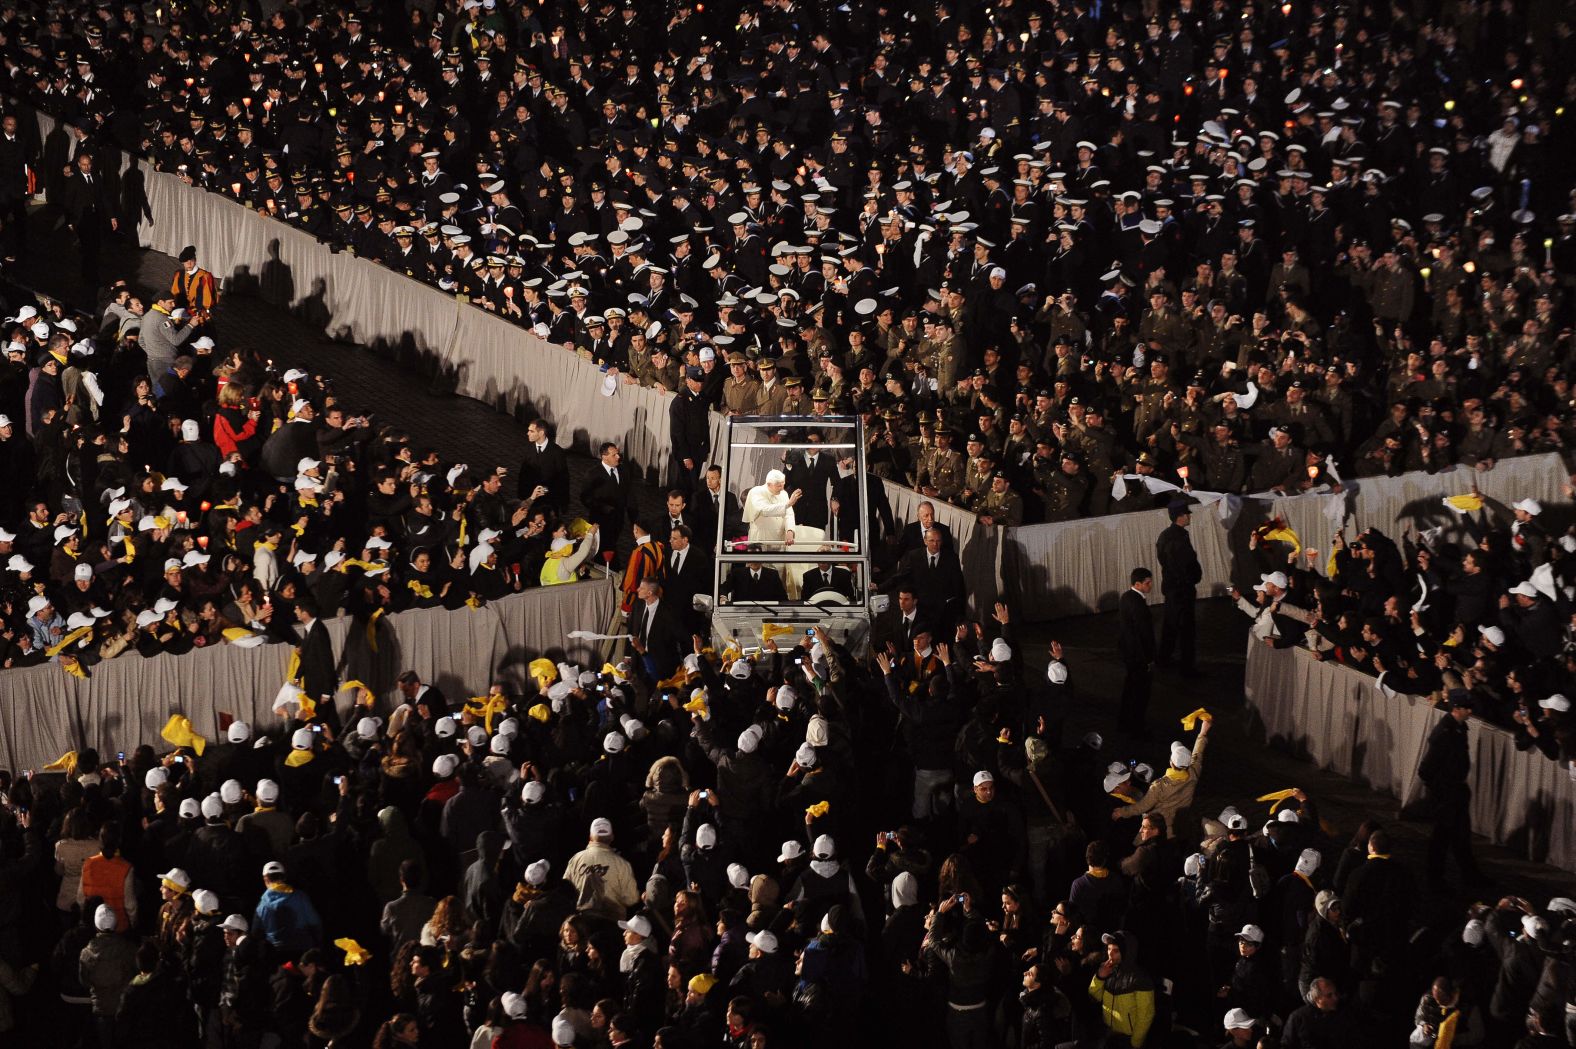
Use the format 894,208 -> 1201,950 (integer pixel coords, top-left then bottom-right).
5,592 -> 1576,1049
2,0 -> 1573,529
0,0 -> 1575,1048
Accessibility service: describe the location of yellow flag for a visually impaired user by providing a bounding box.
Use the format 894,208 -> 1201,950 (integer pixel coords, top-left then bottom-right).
806,800 -> 831,818
284,749 -> 314,768
160,714 -> 208,756
464,695 -> 507,734
1260,525 -> 1301,554
43,750 -> 78,773
365,608 -> 385,653
1434,1008 -> 1459,1049
527,703 -> 551,723
1180,707 -> 1212,731
1443,493 -> 1484,514
46,625 -> 94,657
62,658 -> 88,679
567,517 -> 594,540
761,623 -> 799,642
528,658 -> 558,688
682,693 -> 709,719
1256,788 -> 1299,812
334,937 -> 371,966
284,650 -> 301,686
656,667 -> 691,692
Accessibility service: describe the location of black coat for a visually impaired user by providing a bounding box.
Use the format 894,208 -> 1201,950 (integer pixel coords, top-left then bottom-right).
516,439 -> 571,509
784,450 -> 838,530
628,598 -> 686,679
1155,522 -> 1202,595
661,544 -> 711,625
669,390 -> 712,471
297,618 -> 338,716
802,565 -> 856,601
1118,588 -> 1155,666
580,462 -> 636,537
894,547 -> 966,626
722,563 -> 788,603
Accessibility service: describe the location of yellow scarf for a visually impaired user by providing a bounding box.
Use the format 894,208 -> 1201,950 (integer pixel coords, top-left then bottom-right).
512,883 -> 544,904
407,579 -> 434,599
465,694 -> 507,733
366,608 -> 385,652
1164,768 -> 1189,782
47,625 -> 93,656
1085,866 -> 1109,879
122,536 -> 136,563
284,749 -> 314,768
61,657 -> 88,679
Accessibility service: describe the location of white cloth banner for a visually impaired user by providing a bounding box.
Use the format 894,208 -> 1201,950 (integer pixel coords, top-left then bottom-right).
1244,639 -> 1576,874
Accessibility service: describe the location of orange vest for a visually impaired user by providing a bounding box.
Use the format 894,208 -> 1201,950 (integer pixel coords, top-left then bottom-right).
79,854 -> 132,931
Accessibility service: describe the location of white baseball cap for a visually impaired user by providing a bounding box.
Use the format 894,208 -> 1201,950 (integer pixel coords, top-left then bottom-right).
1224,1008 -> 1255,1030
1236,924 -> 1265,944
618,914 -> 652,938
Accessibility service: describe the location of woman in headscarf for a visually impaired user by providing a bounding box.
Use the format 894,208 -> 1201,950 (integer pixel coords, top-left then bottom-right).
539,521 -> 600,586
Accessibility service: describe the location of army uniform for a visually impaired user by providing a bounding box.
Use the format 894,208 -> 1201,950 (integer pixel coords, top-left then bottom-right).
1038,464 -> 1090,523
1132,376 -> 1176,441
915,443 -> 966,502
722,374 -> 765,415
977,485 -> 1024,528
1071,423 -> 1120,516
1249,441 -> 1305,491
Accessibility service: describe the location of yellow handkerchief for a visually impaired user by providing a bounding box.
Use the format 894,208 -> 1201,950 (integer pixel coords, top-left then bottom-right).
1180,707 -> 1212,731
334,937 -> 370,965
161,714 -> 207,756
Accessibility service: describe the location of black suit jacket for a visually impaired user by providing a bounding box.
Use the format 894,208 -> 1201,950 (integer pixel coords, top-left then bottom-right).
629,599 -> 686,680
872,606 -> 933,653
662,546 -> 712,623
784,452 -> 837,529
517,440 -> 571,509
1118,588 -> 1156,666
896,520 -> 955,560
62,170 -> 110,229
723,564 -> 788,603
895,547 -> 966,623
581,463 -> 635,535
802,566 -> 856,601
694,488 -> 743,550
297,619 -> 341,729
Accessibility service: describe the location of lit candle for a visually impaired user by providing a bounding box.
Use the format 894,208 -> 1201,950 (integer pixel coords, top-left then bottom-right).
197,536 -> 209,549
1307,465 -> 1319,479
231,182 -> 242,195
1177,465 -> 1189,480
394,103 -> 403,115
177,510 -> 188,524
200,501 -> 212,512
313,62 -> 323,75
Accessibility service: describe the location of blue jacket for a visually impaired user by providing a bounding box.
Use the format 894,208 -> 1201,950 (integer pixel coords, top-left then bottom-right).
253,885 -> 322,953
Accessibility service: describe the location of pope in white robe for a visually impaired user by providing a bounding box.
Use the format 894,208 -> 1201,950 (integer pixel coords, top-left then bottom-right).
743,469 -> 799,546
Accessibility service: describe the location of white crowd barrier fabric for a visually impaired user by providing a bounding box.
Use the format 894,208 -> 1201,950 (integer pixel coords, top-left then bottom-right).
1004,453 -> 1570,621
0,581 -> 613,775
1244,639 -> 1576,874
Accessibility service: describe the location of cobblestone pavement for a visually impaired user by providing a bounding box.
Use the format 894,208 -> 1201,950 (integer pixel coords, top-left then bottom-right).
20,220 -> 1575,903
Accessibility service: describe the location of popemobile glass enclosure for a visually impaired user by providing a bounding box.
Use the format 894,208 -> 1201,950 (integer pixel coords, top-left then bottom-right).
706,415 -> 876,656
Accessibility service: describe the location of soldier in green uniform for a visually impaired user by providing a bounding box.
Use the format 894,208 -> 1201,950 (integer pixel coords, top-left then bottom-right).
977,472 -> 1024,529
